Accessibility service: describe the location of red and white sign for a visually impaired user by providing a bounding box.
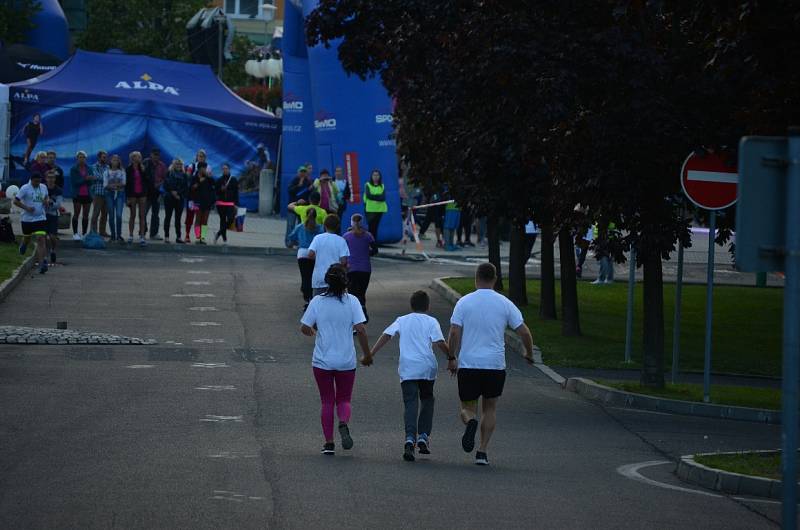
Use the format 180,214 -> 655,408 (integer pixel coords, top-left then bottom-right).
344,152 -> 361,204
680,151 -> 738,210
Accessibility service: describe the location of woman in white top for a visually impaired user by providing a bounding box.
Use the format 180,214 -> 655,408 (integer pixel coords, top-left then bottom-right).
300,264 -> 371,456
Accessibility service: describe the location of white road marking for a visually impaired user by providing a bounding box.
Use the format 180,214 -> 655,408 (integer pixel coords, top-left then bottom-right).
191,362 -> 229,368
189,306 -> 218,311
196,385 -> 237,391
617,460 -> 783,505
126,364 -> 155,369
207,451 -> 258,459
187,270 -> 211,274
193,338 -> 225,344
191,321 -> 221,327
180,257 -> 206,263
209,490 -> 264,502
185,281 -> 211,285
686,170 -> 738,184
200,415 -> 243,422
172,293 -> 215,298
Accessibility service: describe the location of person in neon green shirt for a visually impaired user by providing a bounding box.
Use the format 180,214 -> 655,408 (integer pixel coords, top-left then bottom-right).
363,169 -> 388,242
289,191 -> 328,238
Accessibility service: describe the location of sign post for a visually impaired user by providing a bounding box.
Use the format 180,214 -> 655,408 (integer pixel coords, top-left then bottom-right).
680,151 -> 738,402
737,129 -> 798,529
671,202 -> 685,384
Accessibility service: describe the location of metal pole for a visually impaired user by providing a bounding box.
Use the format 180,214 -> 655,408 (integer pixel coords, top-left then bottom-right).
671,204 -> 685,384
217,18 -> 224,78
624,247 -> 636,363
781,127 -> 800,529
703,210 -> 716,403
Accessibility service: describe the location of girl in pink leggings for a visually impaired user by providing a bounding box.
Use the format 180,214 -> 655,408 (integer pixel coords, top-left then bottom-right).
301,264 -> 371,455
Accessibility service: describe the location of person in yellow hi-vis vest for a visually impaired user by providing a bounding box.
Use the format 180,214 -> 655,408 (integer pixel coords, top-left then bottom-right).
363,169 -> 388,244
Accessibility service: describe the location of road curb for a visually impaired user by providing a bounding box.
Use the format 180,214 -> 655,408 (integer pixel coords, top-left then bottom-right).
429,277 -> 564,385
0,254 -> 35,304
565,377 -> 780,424
677,450 -> 787,499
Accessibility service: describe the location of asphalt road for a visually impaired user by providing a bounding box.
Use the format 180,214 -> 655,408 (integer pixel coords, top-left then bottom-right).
0,249 -> 786,528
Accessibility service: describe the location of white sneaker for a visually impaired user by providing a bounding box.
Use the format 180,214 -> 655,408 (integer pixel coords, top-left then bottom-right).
591,279 -> 603,285
604,279 -> 614,284
72,233 -> 81,241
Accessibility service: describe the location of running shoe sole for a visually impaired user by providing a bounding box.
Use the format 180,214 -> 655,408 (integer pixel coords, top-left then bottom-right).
417,439 -> 430,455
321,443 -> 335,456
462,419 -> 478,453
403,442 -> 415,462
475,452 -> 489,466
339,423 -> 353,450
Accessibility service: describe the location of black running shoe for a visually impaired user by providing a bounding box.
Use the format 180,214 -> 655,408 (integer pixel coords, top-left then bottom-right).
50,252 -> 56,264
417,435 -> 430,455
403,442 -> 415,462
475,451 -> 489,466
321,442 -> 335,455
461,419 -> 478,453
339,422 -> 353,450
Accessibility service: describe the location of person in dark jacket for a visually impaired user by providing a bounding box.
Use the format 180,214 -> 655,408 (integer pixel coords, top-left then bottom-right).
214,163 -> 239,245
125,151 -> 152,246
163,158 -> 189,244
70,151 -> 92,240
190,162 -> 215,244
285,166 -> 313,247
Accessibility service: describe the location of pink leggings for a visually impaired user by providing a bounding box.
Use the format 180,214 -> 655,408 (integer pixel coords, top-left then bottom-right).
313,367 -> 356,441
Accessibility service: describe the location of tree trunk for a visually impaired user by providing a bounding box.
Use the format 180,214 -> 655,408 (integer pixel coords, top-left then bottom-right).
558,228 -> 581,336
539,223 -> 557,320
487,216 -> 504,291
508,222 -> 528,306
640,250 -> 665,388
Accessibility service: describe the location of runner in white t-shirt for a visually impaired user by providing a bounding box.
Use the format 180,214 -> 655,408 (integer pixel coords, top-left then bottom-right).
301,263 -> 370,456
14,172 -> 50,274
366,290 -> 453,462
307,214 -> 349,297
448,262 -> 534,466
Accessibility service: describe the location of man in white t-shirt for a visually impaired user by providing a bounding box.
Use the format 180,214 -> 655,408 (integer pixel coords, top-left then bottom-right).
448,262 -> 534,466
308,214 -> 349,296
14,172 -> 50,274
366,290 -> 453,462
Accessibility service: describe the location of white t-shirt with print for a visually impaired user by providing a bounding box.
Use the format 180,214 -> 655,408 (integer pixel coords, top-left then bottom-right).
301,293 -> 366,371
383,313 -> 445,381
17,182 -> 48,223
308,232 -> 350,288
450,289 -> 525,370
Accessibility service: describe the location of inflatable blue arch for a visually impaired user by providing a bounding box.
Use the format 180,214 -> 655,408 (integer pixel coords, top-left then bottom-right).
281,0 -> 402,242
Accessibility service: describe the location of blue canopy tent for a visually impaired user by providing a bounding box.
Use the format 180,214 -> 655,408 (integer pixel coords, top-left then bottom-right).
7,50 -> 280,205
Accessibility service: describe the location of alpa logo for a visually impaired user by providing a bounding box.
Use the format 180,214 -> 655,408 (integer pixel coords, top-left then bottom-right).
12,90 -> 38,103
375,114 -> 393,124
115,73 -> 180,96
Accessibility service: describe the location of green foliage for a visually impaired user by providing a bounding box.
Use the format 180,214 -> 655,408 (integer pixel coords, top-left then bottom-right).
221,34 -> 255,89
76,0 -> 207,61
444,277 -> 783,377
0,0 -> 41,44
0,239 -> 32,284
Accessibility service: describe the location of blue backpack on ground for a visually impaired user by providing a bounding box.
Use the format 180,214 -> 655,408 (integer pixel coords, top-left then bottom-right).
82,231 -> 106,250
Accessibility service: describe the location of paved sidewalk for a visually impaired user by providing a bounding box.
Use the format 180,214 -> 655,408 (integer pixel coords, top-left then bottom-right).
5,205 -> 783,286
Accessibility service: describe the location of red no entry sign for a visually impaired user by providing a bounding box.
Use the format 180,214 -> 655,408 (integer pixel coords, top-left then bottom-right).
680,151 -> 738,210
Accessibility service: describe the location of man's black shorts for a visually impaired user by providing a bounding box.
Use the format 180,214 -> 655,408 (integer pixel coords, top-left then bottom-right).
45,215 -> 59,235
457,368 -> 506,401
21,220 -> 47,236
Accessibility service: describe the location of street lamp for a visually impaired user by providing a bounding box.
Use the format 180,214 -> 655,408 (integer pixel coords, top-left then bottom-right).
261,3 -> 277,46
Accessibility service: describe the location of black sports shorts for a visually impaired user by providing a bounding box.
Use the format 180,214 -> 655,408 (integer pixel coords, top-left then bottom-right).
457,368 -> 506,401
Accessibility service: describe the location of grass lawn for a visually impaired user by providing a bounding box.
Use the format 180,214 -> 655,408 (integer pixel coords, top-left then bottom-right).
695,452 -> 784,481
444,278 -> 783,377
0,240 -> 32,284
598,380 -> 781,410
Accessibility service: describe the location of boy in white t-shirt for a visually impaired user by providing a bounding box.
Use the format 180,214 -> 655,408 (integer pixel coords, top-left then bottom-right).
365,290 -> 453,462
308,214 -> 349,297
14,172 -> 50,274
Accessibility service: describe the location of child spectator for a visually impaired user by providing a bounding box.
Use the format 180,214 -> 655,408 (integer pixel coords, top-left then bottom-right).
365,290 -> 453,462
44,171 -> 63,265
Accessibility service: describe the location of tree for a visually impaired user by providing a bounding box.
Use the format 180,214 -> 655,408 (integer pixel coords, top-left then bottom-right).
77,0 -> 207,61
0,0 -> 40,44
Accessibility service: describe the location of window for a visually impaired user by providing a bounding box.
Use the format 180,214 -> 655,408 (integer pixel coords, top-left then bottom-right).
224,0 -> 269,18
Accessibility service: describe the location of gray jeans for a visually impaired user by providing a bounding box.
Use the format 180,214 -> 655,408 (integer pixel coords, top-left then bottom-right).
598,256 -> 614,282
401,379 -> 435,441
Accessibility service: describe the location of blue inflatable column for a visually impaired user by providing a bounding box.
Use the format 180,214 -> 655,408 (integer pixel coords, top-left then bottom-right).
25,0 -> 71,60
301,0 -> 401,242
